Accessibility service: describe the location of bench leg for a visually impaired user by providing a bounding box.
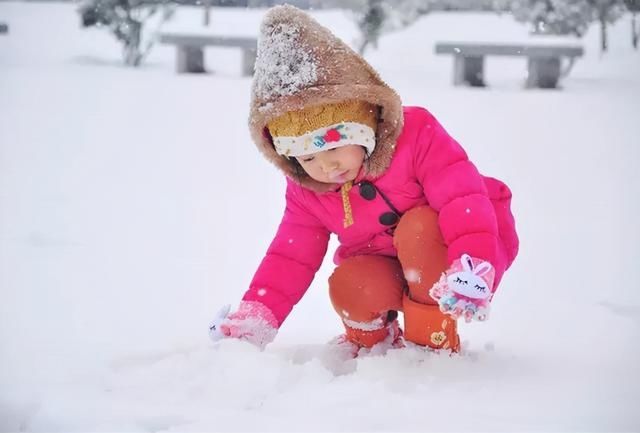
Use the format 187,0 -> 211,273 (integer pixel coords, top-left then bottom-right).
454,55 -> 485,87
242,47 -> 257,77
527,57 -> 561,89
176,46 -> 205,73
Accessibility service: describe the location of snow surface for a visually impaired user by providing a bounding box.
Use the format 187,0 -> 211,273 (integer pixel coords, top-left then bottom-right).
1,2 -> 639,431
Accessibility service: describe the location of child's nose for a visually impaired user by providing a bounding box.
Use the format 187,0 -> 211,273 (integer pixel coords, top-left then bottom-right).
320,158 -> 339,173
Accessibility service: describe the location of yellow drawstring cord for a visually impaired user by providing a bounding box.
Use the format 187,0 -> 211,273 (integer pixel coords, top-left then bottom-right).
341,181 -> 354,228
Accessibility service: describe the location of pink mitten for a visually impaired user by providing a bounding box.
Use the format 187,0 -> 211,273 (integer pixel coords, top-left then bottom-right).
429,254 -> 495,323
209,301 -> 278,349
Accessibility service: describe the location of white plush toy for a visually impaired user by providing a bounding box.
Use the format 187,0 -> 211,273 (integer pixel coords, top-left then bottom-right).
429,254 -> 495,322
208,304 -> 231,342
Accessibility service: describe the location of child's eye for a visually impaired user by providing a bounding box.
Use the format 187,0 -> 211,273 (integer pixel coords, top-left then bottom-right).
301,156 -> 314,163
475,284 -> 486,292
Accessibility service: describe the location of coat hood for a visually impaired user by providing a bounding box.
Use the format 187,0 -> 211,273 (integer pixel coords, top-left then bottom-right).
248,5 -> 404,193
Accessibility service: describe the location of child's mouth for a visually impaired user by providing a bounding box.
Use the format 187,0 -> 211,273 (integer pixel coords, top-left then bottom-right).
330,170 -> 349,183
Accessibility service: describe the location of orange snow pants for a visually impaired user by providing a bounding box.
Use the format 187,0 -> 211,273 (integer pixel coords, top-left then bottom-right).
328,206 -> 460,351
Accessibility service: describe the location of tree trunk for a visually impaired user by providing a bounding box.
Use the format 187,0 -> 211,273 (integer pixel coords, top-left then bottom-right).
203,0 -> 211,27
123,18 -> 142,66
358,38 -> 369,55
600,16 -> 608,53
633,12 -> 639,49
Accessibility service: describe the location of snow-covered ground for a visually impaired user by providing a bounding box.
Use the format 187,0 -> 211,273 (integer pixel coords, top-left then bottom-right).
1,2 -> 639,431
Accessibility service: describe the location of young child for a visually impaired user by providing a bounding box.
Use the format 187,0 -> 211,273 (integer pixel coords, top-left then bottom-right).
210,5 -> 519,354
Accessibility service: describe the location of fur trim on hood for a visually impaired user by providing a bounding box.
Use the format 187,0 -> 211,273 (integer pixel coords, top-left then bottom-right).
248,4 -> 404,193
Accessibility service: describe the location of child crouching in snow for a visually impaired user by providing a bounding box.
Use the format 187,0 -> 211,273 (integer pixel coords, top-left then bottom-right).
210,5 -> 519,354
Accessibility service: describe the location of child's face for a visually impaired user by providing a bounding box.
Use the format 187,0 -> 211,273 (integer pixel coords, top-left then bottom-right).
295,145 -> 365,184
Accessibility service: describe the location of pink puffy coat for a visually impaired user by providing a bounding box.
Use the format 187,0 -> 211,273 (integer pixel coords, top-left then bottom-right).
243,106 -> 519,326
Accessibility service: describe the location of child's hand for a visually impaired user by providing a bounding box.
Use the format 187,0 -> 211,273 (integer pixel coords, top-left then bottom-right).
429,254 -> 495,323
208,301 -> 278,349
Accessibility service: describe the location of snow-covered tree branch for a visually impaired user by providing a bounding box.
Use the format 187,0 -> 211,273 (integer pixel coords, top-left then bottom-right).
510,0 -> 627,52
77,0 -> 175,66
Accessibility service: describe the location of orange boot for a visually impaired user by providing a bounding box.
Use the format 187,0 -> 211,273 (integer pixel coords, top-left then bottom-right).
394,206 -> 460,352
343,316 -> 404,349
403,295 -> 460,352
326,317 -> 403,360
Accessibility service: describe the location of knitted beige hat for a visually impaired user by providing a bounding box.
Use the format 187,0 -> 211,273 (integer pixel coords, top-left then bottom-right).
267,100 -> 378,157
249,5 -> 403,193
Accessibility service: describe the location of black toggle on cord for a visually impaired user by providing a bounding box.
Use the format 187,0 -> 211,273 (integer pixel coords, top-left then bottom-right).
357,180 -> 403,227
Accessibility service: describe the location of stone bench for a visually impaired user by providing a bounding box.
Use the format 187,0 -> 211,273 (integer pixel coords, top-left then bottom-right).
435,42 -> 584,89
158,33 -> 257,76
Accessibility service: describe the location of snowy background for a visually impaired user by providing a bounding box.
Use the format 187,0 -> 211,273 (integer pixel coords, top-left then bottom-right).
1,2 -> 639,431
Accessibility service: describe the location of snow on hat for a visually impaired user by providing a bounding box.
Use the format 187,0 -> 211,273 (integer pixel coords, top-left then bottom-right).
267,100 -> 378,157
249,4 -> 403,193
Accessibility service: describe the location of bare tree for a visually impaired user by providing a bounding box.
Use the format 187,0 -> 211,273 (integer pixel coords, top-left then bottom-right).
349,0 -> 432,55
356,0 -> 385,54
588,0 -> 627,52
78,0 -> 175,66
